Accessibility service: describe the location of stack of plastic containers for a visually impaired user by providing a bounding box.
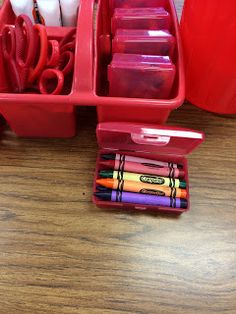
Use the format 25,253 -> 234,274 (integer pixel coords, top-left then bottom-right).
109,4 -> 176,100
95,0 -> 185,124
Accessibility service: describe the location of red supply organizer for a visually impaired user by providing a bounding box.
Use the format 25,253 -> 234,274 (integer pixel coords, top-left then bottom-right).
95,0 -> 185,124
0,0 -> 184,138
93,122 -> 204,214
180,0 -> 236,114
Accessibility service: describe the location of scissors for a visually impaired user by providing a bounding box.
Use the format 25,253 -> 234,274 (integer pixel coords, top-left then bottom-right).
39,50 -> 75,95
1,15 -> 37,92
2,15 -> 75,95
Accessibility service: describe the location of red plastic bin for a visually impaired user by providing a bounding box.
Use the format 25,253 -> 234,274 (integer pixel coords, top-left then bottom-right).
95,0 -> 185,124
0,0 -> 184,138
0,0 -> 96,138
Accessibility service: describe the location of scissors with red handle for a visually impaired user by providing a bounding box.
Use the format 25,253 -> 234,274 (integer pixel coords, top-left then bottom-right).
39,51 -> 75,95
1,15 -> 37,92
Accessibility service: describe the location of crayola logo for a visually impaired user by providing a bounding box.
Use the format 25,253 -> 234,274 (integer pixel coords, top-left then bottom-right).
140,189 -> 165,196
140,176 -> 165,185
141,163 -> 162,169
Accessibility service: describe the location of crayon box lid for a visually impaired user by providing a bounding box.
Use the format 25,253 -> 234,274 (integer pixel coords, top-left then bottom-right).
97,122 -> 204,156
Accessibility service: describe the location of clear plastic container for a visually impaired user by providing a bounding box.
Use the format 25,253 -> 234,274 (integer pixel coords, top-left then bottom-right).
108,53 -> 176,99
110,0 -> 168,10
93,122 -> 204,214
112,29 -> 175,57
112,7 -> 171,34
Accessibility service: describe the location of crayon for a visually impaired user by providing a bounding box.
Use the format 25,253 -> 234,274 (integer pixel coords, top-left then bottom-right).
100,160 -> 184,178
101,153 -> 183,169
94,191 -> 188,209
99,170 -> 187,189
96,178 -> 187,198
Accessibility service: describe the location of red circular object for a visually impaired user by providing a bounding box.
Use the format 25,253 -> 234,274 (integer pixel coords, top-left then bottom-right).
59,28 -> 76,48
57,51 -> 74,76
47,40 -> 60,67
39,69 -> 64,95
60,40 -> 76,54
29,24 -> 48,83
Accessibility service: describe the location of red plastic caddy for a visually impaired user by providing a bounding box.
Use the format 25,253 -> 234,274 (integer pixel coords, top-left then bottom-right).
0,0 -> 184,138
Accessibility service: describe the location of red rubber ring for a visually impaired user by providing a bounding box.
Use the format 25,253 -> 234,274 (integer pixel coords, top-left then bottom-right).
47,40 -> 60,68
29,24 -> 48,83
39,69 -> 64,95
57,51 -> 74,76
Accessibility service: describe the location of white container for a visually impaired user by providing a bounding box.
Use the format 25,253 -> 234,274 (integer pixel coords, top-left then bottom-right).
10,0 -> 35,23
36,0 -> 62,26
60,0 -> 80,26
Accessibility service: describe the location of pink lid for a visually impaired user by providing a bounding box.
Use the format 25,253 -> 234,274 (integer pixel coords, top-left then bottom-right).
97,122 -> 204,156
114,7 -> 169,18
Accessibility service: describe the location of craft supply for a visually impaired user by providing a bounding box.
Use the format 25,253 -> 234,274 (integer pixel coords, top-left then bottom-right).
1,15 -> 75,95
28,23 -> 48,84
108,53 -> 176,99
39,68 -> 64,94
99,170 -> 187,189
100,160 -> 184,178
36,0 -> 62,26
96,179 -> 187,198
0,35 -> 9,93
113,29 -> 176,57
110,0 -> 167,9
10,0 -> 35,23
60,0 -> 80,26
47,40 -> 60,67
101,154 -> 183,169
95,191 -> 188,209
1,15 -> 37,92
112,7 -> 171,34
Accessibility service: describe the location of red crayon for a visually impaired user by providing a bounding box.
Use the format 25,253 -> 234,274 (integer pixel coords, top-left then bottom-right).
100,160 -> 185,178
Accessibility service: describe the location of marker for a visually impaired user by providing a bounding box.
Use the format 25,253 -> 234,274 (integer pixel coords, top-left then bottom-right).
94,191 -> 188,209
96,178 -> 187,198
100,160 -> 184,178
99,170 -> 187,189
101,153 -> 183,169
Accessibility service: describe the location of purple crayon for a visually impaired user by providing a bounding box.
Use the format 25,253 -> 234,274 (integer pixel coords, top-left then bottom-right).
94,191 -> 187,209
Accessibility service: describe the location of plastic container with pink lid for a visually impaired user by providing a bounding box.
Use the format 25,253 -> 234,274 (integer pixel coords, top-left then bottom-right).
108,53 -> 176,99
93,122 -> 204,214
112,7 -> 171,34
112,29 -> 176,57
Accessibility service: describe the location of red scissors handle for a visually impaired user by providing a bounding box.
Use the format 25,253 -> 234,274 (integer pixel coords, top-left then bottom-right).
1,25 -> 22,92
39,69 -> 64,95
57,51 -> 75,76
15,15 -> 36,68
60,28 -> 76,48
47,40 -> 60,68
60,40 -> 76,54
28,24 -> 48,83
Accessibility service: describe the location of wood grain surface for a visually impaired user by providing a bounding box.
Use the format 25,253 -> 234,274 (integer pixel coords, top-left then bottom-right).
0,104 -> 236,314
1,1 -> 236,314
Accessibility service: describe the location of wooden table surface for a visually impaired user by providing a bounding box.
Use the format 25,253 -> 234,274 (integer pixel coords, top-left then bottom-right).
1,1 -> 236,313
0,104 -> 236,314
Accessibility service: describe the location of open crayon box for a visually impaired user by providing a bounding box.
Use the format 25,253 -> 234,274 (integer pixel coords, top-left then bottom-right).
93,123 -> 204,214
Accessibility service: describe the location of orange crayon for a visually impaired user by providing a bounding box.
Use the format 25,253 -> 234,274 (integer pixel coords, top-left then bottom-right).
96,178 -> 187,198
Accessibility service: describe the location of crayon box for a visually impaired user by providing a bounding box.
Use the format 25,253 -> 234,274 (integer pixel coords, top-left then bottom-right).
93,122 -> 204,214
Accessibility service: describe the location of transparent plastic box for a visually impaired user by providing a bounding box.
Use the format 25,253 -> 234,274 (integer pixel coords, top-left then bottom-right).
112,29 -> 176,57
112,7 -> 171,34
108,53 -> 176,99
